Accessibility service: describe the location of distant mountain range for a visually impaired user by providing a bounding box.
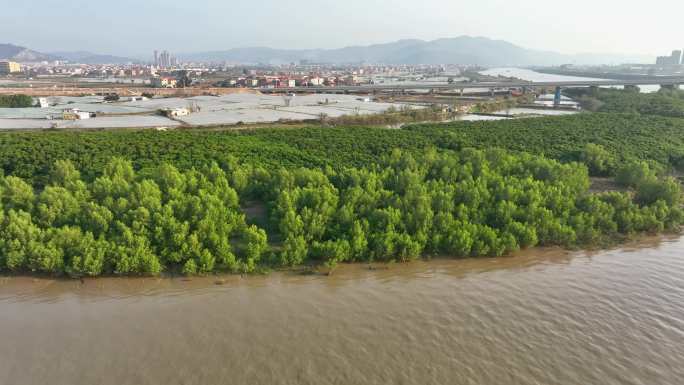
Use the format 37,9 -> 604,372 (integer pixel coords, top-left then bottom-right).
0,43 -> 137,64
179,37 -> 654,66
49,51 -> 138,64
0,43 -> 59,62
2,37 -> 655,66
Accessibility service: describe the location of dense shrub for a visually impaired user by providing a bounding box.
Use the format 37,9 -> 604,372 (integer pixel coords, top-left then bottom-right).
0,94 -> 34,108
0,149 -> 680,277
407,113 -> 684,175
580,143 -> 615,176
565,88 -> 684,118
615,161 -> 658,188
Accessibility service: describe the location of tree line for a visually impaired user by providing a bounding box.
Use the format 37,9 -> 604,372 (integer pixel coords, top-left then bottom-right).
565,87 -> 684,118
3,112 -> 684,187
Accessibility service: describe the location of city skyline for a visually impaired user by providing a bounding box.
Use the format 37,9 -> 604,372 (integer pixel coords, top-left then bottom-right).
2,0 -> 683,58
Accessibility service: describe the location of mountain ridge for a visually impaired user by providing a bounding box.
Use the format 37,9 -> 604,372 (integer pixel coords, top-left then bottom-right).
2,37 -> 655,66
0,44 -> 137,64
0,43 -> 58,62
180,36 -> 653,66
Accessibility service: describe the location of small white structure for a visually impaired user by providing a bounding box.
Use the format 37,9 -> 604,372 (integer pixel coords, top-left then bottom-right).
62,108 -> 90,120
38,97 -> 49,108
163,107 -> 190,118
126,96 -> 149,102
309,77 -> 324,86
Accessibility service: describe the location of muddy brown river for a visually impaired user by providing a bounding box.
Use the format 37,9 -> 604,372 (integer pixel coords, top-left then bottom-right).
1,236 -> 684,385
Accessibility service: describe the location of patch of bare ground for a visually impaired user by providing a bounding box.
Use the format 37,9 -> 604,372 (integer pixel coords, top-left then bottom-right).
242,201 -> 267,225
589,177 -> 628,193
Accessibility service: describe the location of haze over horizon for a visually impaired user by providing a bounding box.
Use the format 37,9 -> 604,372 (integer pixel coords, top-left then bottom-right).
3,0 -> 683,58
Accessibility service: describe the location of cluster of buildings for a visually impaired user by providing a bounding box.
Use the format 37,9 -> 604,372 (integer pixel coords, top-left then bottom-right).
656,50 -> 683,67
16,62 -> 159,78
217,74 -> 363,89
2,56 -> 469,93
212,64 -> 463,89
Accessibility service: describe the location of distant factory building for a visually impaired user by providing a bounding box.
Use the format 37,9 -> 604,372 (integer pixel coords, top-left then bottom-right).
343,75 -> 359,85
151,77 -> 177,88
0,61 -> 21,74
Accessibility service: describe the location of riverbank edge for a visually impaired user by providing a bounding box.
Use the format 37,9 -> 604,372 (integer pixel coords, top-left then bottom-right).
1,231 -> 680,282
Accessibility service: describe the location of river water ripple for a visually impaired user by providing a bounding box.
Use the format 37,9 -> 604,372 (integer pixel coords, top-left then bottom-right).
1,236 -> 683,385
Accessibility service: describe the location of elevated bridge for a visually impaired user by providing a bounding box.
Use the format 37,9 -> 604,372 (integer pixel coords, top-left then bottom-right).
260,76 -> 684,105
260,77 -> 684,93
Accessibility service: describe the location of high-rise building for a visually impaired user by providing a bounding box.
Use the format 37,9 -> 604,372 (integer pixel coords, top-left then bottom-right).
656,50 -> 684,66
0,61 -> 21,74
152,50 -> 179,68
161,50 -> 170,68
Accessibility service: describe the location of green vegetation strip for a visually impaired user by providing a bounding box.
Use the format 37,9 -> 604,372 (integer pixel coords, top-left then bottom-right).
406,113 -> 684,172
565,88 -> 684,118
0,148 -> 680,277
2,113 -> 684,186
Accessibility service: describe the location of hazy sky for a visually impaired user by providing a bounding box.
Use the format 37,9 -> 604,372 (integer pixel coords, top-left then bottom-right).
3,0 -> 683,58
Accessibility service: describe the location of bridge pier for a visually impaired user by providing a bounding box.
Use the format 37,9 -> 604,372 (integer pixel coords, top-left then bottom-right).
554,86 -> 562,108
